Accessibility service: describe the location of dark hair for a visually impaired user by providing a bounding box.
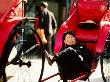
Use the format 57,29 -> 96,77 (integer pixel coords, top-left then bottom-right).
40,2 -> 48,8
62,30 -> 76,41
61,30 -> 76,50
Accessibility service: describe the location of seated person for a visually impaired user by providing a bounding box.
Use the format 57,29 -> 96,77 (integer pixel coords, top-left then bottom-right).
45,30 -> 93,80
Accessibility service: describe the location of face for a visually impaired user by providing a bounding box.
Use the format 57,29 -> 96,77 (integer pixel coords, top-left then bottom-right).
40,6 -> 45,12
64,34 -> 76,46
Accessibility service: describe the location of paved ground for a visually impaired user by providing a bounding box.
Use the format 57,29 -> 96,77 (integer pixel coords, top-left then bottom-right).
5,58 -> 61,82
2,47 -> 109,82
4,57 -> 108,82
42,59 -> 106,82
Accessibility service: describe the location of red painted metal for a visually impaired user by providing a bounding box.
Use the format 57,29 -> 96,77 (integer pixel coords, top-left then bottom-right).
53,0 -> 110,81
1,0 -> 110,81
0,0 -> 23,58
41,73 -> 60,82
54,0 -> 108,54
96,10 -> 110,53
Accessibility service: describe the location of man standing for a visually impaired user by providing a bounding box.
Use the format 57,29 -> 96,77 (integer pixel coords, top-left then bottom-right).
37,1 -> 57,54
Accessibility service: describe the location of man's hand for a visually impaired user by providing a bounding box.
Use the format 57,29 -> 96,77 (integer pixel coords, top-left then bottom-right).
44,50 -> 53,66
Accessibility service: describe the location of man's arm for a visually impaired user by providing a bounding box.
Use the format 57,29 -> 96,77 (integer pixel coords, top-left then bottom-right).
51,14 -> 57,34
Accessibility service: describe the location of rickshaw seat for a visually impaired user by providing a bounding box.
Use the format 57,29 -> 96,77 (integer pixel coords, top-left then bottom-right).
76,29 -> 99,42
76,21 -> 99,42
74,0 -> 108,42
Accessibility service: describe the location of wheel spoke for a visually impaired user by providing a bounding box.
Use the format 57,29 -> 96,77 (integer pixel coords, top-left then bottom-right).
1,23 -> 45,82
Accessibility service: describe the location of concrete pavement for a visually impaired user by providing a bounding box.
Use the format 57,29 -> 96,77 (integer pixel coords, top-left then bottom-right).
4,57 -> 109,82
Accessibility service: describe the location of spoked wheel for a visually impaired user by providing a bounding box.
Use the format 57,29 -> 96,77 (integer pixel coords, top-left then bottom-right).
100,31 -> 110,82
0,23 -> 45,82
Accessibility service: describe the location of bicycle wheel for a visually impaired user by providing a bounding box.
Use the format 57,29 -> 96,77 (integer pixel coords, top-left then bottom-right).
100,31 -> 110,82
0,24 -> 45,82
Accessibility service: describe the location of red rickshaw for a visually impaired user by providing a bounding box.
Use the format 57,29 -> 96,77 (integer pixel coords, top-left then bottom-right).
41,0 -> 110,82
0,0 -> 110,82
0,0 -> 45,82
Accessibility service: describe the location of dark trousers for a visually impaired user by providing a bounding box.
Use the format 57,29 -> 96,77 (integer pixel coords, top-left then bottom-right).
45,35 -> 53,54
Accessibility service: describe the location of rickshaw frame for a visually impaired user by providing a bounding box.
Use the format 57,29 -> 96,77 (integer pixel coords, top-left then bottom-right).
42,0 -> 110,82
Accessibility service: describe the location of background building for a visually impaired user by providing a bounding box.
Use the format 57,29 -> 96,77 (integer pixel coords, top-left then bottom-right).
24,0 -> 73,28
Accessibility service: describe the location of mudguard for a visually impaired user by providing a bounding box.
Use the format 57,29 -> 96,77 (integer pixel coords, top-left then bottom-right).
0,17 -> 23,58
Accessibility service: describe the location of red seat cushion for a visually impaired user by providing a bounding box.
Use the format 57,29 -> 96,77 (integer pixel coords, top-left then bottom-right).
76,28 -> 99,42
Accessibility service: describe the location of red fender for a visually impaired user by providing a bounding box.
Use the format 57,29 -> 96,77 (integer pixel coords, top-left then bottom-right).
96,10 -> 110,53
0,17 -> 23,58
96,26 -> 110,53
0,0 -> 19,23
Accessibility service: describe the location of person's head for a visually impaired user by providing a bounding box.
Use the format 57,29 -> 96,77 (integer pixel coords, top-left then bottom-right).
62,30 -> 76,46
40,1 -> 48,12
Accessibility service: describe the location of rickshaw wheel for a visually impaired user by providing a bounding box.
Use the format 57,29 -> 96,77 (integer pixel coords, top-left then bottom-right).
0,25 -> 45,82
100,31 -> 110,82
